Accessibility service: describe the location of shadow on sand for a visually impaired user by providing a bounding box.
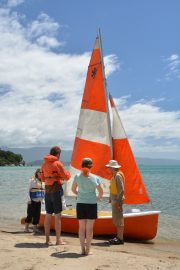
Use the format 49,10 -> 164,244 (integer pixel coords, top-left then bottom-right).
92,241 -> 110,247
51,251 -> 83,259
0,229 -> 44,235
92,236 -> 154,247
15,242 -> 48,248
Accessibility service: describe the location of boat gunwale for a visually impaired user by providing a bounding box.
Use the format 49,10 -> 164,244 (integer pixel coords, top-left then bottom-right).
41,210 -> 160,219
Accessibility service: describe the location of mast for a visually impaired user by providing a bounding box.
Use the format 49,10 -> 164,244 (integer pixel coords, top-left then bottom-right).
98,29 -> 113,157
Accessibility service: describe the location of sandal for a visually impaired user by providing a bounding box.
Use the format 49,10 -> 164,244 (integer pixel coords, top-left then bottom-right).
108,237 -> 118,244
109,237 -> 124,245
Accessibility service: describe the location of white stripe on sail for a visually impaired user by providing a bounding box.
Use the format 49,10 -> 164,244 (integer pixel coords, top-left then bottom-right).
112,108 -> 127,139
76,109 -> 111,146
65,165 -> 110,197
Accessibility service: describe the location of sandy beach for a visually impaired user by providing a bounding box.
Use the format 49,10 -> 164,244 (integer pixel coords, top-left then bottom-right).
0,225 -> 180,270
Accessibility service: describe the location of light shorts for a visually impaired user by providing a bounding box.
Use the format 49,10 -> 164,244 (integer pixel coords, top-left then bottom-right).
112,203 -> 124,227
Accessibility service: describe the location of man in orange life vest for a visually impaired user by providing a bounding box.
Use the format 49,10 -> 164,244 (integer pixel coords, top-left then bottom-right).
106,160 -> 125,245
41,146 -> 70,245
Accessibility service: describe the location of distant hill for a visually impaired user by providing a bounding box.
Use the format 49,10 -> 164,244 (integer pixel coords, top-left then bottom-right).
7,147 -> 72,164
26,159 -> 70,166
3,147 -> 179,166
0,149 -> 25,166
136,157 -> 180,166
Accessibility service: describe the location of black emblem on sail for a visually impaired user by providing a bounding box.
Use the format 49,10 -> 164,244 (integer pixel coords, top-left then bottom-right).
91,67 -> 97,78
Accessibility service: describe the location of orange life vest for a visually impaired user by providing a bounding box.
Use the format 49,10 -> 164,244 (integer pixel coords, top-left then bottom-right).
41,154 -> 70,186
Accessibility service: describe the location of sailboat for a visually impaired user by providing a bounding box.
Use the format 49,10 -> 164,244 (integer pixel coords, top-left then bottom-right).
39,32 -> 160,240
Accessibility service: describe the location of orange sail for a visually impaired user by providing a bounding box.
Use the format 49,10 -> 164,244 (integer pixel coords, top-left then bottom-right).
67,35 -> 112,194
109,94 -> 150,204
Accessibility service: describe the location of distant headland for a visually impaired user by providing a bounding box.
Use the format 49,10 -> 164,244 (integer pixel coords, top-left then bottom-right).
0,149 -> 25,166
0,147 -> 179,166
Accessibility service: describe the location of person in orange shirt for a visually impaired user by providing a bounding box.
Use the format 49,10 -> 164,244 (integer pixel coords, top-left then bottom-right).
41,146 -> 70,245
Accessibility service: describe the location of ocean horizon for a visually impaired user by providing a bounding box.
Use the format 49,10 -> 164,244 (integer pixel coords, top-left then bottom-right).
0,165 -> 180,241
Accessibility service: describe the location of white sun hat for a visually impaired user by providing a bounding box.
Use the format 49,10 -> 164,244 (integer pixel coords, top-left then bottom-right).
105,160 -> 121,168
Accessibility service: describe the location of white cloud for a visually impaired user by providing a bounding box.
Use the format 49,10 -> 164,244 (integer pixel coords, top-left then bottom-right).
7,0 -> 24,7
113,97 -> 180,159
36,36 -> 61,48
0,6 -> 118,149
104,54 -> 120,76
164,54 -> 180,80
26,13 -> 64,49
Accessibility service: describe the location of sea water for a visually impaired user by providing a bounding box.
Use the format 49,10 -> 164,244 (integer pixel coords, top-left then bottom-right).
0,165 -> 180,240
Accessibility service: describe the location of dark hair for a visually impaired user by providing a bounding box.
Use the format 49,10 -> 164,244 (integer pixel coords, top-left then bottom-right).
50,146 -> 61,156
35,168 -> 41,179
81,158 -> 93,168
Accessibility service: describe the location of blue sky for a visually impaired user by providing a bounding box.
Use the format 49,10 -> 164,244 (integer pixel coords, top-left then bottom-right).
0,0 -> 180,159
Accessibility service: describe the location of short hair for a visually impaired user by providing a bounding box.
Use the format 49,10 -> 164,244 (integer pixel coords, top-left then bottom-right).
50,146 -> 61,156
81,158 -> 93,168
35,168 -> 41,178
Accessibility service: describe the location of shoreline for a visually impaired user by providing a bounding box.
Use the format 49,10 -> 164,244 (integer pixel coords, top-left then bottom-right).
0,225 -> 180,270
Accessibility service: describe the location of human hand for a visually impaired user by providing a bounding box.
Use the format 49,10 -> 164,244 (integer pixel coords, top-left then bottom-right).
97,195 -> 102,201
113,202 -> 120,209
28,201 -> 31,205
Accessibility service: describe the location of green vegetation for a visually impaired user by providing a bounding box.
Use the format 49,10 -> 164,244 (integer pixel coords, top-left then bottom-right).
0,149 -> 25,166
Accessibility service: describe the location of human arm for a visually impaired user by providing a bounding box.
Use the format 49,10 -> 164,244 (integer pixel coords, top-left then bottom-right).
71,181 -> 78,195
96,184 -> 103,201
57,161 -> 71,181
40,166 -> 45,182
26,179 -> 32,204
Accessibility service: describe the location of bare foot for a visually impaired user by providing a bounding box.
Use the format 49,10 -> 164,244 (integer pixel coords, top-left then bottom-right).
33,229 -> 41,234
81,248 -> 86,255
45,241 -> 53,246
85,249 -> 93,255
56,240 -> 67,245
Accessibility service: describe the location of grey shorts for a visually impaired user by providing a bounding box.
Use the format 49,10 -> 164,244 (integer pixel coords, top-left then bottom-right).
112,204 -> 124,227
45,192 -> 62,214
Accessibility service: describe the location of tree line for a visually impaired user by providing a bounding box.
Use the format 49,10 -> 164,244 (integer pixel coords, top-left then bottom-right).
0,149 -> 25,166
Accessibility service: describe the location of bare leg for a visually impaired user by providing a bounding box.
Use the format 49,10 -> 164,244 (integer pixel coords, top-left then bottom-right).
33,224 -> 37,233
79,220 -> 86,254
85,219 -> 95,255
24,223 -> 29,232
117,226 -> 124,240
55,213 -> 66,245
44,214 -> 51,244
